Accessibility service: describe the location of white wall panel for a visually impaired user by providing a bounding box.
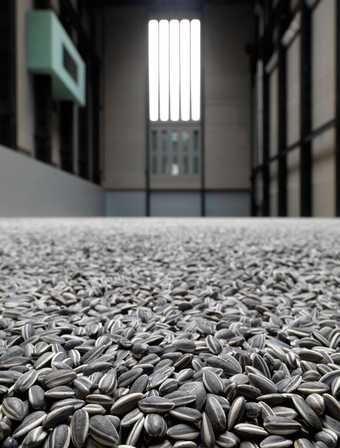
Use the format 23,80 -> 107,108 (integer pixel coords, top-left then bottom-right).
312,128 -> 335,216
0,145 -> 104,217
205,3 -> 252,189
286,37 -> 300,146
269,68 -> 278,158
287,150 -> 300,217
312,0 -> 336,129
270,161 -> 278,216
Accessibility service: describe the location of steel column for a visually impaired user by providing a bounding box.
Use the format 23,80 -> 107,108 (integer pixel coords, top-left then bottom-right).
299,1 -> 312,216
277,3 -> 289,216
262,70 -> 270,216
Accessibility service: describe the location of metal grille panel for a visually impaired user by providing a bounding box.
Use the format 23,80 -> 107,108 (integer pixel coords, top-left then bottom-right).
149,123 -> 200,177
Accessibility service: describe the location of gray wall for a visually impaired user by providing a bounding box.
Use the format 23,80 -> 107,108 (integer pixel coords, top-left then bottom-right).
0,146 -> 104,217
311,0 -> 336,216
101,6 -> 147,190
255,0 -> 337,217
205,3 -> 252,191
106,192 -> 146,217
100,3 -> 252,216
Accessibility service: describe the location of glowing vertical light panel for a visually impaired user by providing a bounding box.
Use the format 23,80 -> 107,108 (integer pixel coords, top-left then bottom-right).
180,19 -> 190,121
159,20 -> 169,121
169,20 -> 180,121
190,19 -> 201,121
148,19 -> 201,122
148,20 -> 159,121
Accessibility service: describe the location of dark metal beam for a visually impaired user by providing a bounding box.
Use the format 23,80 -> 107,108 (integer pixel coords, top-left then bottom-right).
299,1 -> 312,217
277,1 -> 289,216
262,70 -> 270,216
336,0 -> 340,216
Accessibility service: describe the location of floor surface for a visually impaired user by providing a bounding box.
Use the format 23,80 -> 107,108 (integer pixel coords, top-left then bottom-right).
0,218 -> 340,447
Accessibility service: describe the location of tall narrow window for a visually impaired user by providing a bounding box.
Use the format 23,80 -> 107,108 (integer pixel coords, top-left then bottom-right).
148,20 -> 159,121
170,20 -> 180,121
148,18 -> 201,122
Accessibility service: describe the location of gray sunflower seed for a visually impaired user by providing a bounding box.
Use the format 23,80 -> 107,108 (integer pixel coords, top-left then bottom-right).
228,396 -> 245,430
130,373 -> 149,393
43,405 -> 75,429
144,414 -> 167,438
2,397 -> 27,421
293,439 -> 314,448
169,406 -> 202,423
205,394 -> 226,433
201,412 -> 215,448
306,394 -> 325,418
71,409 -> 89,448
13,369 -> 38,392
291,394 -> 322,430
73,376 -> 93,396
121,408 -> 143,427
315,429 -> 338,448
48,424 -> 71,448
173,442 -> 197,448
126,416 -> 145,446
138,396 -> 175,413
216,430 -> 240,448
21,426 -> 47,447
110,392 -> 144,416
45,386 -> 75,400
29,385 -> 46,410
263,416 -> 301,435
234,423 -> 268,437
13,411 -> 46,438
89,415 -> 119,446
260,435 -> 293,448
167,423 -> 200,441
202,369 -> 224,394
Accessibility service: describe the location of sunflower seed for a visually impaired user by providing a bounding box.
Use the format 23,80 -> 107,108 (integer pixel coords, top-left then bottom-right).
2,397 -> 27,421
144,414 -> 167,438
12,411 -> 46,438
263,416 -> 301,435
228,396 -> 245,430
260,435 -> 293,448
167,424 -> 200,441
71,409 -> 89,448
89,415 -> 119,446
139,396 -> 175,413
110,392 -> 144,416
169,406 -> 202,423
48,424 -> 71,448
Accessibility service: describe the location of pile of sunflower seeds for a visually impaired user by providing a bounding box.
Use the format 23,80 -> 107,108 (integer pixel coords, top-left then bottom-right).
1,218 -> 340,448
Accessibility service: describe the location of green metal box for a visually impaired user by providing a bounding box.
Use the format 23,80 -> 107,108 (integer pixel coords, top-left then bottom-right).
27,10 -> 86,106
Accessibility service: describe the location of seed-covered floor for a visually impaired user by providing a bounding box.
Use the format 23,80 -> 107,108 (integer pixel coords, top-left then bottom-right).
1,218 -> 340,448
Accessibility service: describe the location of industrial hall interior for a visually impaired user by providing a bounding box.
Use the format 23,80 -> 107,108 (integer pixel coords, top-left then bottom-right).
0,0 -> 337,218
2,2 -> 340,448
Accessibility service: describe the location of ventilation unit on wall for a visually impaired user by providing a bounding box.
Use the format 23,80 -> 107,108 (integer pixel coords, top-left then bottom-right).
27,10 -> 85,106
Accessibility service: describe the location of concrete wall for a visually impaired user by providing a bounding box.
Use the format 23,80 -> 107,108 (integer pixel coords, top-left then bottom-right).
269,67 -> 278,159
270,161 -> 278,216
0,146 -> 104,217
16,0 -> 35,155
286,35 -> 300,217
287,149 -> 300,217
102,6 -> 147,190
205,3 -> 252,190
311,0 -> 336,216
106,192 -> 146,217
16,0 -> 72,168
257,0 -> 337,217
100,3 -> 251,216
